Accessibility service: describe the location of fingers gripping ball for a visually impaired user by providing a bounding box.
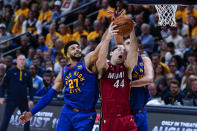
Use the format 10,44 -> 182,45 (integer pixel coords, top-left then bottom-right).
113,16 -> 134,37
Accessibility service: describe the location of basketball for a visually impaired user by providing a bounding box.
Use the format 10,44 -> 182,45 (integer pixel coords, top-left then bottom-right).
113,16 -> 134,36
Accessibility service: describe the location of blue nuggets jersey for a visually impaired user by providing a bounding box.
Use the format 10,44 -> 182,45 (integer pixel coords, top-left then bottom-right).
130,56 -> 150,111
62,57 -> 99,110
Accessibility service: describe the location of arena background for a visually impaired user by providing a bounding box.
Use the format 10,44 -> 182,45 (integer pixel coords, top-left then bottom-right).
0,0 -> 197,131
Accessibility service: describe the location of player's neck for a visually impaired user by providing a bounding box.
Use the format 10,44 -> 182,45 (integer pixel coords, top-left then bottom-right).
69,59 -> 80,67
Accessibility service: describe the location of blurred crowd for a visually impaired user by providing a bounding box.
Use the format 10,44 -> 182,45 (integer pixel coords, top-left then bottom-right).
0,0 -> 197,106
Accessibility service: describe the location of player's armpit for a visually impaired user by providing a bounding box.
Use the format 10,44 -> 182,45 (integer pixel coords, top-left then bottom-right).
130,57 -> 153,87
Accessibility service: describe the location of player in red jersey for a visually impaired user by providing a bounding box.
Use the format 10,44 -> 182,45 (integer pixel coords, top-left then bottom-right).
96,22 -> 138,131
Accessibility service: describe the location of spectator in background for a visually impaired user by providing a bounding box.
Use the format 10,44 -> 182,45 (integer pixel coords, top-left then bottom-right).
0,23 -> 12,42
165,26 -> 185,52
84,17 -> 93,33
159,40 -> 168,61
151,52 -> 170,75
187,16 -> 197,37
157,73 -> 174,97
181,64 -> 197,90
183,76 -> 197,106
175,6 -> 187,23
160,26 -> 171,40
30,3 -> 39,19
87,20 -> 101,40
20,35 -> 31,56
22,10 -> 42,35
4,55 -> 13,71
3,9 -> 14,33
176,16 -> 188,37
0,23 -> 12,53
0,63 -> 6,84
0,0 -> 4,16
38,1 -> 52,26
58,24 -> 72,44
154,64 -> 166,93
192,37 -> 197,52
134,14 -> 143,37
100,16 -> 110,31
32,56 -> 44,77
59,57 -> 67,68
35,72 -> 53,96
97,0 -> 114,20
150,13 -> 162,39
186,52 -> 197,66
168,60 -> 182,82
0,54 -> 34,131
148,83 -> 158,98
45,23 -> 61,48
83,39 -> 98,55
12,14 -> 25,35
79,35 -> 88,54
49,0 -> 64,24
165,42 -> 183,65
36,34 -> 48,51
14,0 -> 29,22
29,64 -> 43,95
42,50 -> 51,66
54,57 -> 66,76
183,37 -> 193,64
72,22 -> 88,42
163,79 -> 184,105
138,23 -> 154,55
186,6 -> 197,23
26,47 -> 35,67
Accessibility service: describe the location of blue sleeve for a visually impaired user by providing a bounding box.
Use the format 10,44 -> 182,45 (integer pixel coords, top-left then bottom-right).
30,88 -> 57,115
35,88 -> 44,96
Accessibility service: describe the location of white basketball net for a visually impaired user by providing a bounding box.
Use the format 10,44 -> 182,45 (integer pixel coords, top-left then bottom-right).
155,5 -> 177,26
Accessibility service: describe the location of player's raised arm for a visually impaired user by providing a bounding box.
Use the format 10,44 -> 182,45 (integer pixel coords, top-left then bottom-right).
19,71 -> 63,124
130,56 -> 154,87
124,26 -> 138,79
84,25 -> 110,72
96,23 -> 118,79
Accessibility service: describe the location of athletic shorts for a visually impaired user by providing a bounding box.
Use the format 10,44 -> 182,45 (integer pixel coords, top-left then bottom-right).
101,114 -> 137,131
56,104 -> 96,131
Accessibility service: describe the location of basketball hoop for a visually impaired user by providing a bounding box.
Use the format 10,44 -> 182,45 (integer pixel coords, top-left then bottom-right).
155,5 -> 177,26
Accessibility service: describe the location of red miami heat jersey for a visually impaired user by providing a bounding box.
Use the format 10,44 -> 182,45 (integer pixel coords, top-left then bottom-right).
100,62 -> 131,116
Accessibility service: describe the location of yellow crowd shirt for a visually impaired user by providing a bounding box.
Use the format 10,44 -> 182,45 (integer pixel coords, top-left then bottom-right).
45,32 -> 61,48
14,8 -> 29,22
38,10 -> 53,23
72,30 -> 88,42
60,33 -> 72,44
97,7 -> 114,20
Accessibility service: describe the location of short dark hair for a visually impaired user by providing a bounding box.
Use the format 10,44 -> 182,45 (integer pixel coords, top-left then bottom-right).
167,42 -> 175,48
110,46 -> 118,52
151,52 -> 160,58
64,41 -> 80,56
170,79 -> 180,87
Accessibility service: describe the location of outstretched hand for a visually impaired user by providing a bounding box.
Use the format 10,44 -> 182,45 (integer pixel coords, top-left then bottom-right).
105,22 -> 119,41
19,111 -> 33,124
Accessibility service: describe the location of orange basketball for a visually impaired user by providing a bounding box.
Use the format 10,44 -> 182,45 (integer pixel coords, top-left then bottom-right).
113,16 -> 134,37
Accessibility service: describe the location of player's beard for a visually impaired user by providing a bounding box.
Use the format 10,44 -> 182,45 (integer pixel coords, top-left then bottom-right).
70,55 -> 81,61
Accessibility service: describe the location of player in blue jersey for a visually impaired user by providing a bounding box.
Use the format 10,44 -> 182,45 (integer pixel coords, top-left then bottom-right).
19,23 -> 118,131
124,38 -> 154,131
